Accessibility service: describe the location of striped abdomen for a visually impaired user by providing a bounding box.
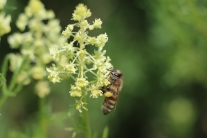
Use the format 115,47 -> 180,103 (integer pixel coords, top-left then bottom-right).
101,91 -> 118,115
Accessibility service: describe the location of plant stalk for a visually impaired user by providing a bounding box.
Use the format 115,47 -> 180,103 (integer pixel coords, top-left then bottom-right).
83,93 -> 92,138
39,97 -> 48,138
0,93 -> 7,108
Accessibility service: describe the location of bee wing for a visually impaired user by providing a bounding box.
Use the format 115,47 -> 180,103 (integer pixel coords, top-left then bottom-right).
113,88 -> 121,115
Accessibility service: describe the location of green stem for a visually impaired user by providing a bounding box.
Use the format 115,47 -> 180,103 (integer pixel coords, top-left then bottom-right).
1,55 -> 9,75
8,56 -> 28,91
0,77 -> 7,108
0,56 -> 28,109
39,97 -> 48,138
83,93 -> 92,138
0,93 -> 7,108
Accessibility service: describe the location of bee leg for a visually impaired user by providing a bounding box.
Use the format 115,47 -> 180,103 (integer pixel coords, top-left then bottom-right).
101,85 -> 109,93
100,86 -> 107,95
103,85 -> 112,97
104,91 -> 113,97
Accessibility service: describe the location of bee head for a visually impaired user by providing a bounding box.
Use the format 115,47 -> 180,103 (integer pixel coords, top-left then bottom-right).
111,70 -> 123,78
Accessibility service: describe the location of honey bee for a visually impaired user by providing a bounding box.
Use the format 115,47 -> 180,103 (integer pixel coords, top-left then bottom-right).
101,69 -> 123,115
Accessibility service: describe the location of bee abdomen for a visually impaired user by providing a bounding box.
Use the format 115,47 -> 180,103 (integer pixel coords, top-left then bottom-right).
108,99 -> 116,105
102,105 -> 111,115
102,95 -> 117,115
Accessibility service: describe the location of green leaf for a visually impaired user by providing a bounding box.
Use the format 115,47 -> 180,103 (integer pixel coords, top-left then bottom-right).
102,126 -> 109,138
0,74 -> 6,88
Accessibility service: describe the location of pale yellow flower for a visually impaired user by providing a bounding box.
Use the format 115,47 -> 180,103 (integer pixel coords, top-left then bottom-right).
46,10 -> 55,19
80,20 -> 89,29
62,25 -> 73,38
76,78 -> 89,87
29,0 -> 44,16
0,13 -> 11,36
65,63 -> 76,74
90,85 -> 102,98
42,53 -> 52,64
49,47 -> 60,61
35,81 -> 50,98
31,66 -> 46,80
16,14 -> 28,31
77,49 -> 87,59
8,54 -> 23,72
75,100 -> 87,112
69,85 -> 82,97
95,33 -> 108,49
17,71 -> 31,85
8,33 -> 24,49
46,65 -> 61,83
93,18 -> 102,29
72,3 -> 91,21
86,36 -> 96,45
0,0 -> 6,10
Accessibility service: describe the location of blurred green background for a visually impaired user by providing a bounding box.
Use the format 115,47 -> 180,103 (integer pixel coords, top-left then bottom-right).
1,0 -> 207,138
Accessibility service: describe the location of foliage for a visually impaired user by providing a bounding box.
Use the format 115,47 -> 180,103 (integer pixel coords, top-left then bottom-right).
1,0 -> 207,138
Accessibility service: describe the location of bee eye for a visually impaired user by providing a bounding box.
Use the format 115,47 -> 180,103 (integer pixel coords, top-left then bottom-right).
110,70 -> 122,79
114,73 -> 121,77
111,72 -> 121,78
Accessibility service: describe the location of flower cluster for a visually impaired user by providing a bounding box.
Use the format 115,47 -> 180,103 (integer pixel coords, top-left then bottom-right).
47,4 -> 113,112
0,0 -> 11,36
8,0 -> 65,98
